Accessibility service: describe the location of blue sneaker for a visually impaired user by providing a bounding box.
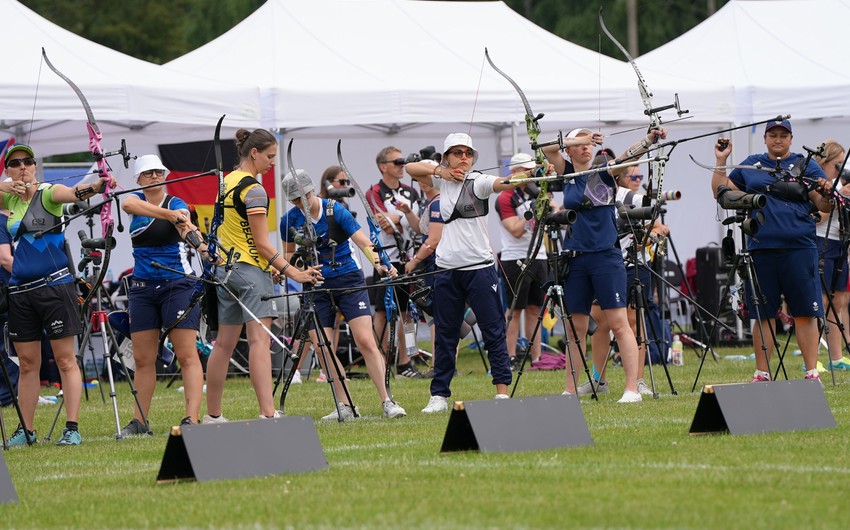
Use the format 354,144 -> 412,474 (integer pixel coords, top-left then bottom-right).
56,428 -> 82,446
8,427 -> 37,447
828,357 -> 850,370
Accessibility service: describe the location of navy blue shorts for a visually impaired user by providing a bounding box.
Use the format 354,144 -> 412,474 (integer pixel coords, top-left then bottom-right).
312,270 -> 373,328
817,237 -> 848,293
128,276 -> 201,333
563,248 -> 627,314
748,248 -> 822,318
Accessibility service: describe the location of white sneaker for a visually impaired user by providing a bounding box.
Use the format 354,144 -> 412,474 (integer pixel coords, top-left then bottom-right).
202,413 -> 228,424
259,410 -> 283,419
291,370 -> 303,384
577,379 -> 609,396
421,395 -> 448,414
617,390 -> 642,403
494,394 -> 509,400
561,391 -> 574,396
382,399 -> 407,419
321,402 -> 358,421
636,379 -> 653,395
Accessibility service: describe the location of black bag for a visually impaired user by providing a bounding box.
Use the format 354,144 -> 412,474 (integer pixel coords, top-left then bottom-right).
0,284 -> 8,315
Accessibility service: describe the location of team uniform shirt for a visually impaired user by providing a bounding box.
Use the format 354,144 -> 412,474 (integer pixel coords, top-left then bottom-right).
729,153 -> 825,251
281,198 -> 362,279
496,188 -> 546,261
431,171 -> 499,270
128,192 -> 193,280
561,160 -> 618,253
816,181 -> 843,241
219,170 -> 269,269
4,185 -> 73,285
365,180 -> 419,262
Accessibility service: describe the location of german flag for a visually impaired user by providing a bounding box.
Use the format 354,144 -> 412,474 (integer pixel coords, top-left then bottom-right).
159,139 -> 277,233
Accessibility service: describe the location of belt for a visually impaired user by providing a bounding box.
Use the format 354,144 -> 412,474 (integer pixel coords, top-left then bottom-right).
9,268 -> 71,294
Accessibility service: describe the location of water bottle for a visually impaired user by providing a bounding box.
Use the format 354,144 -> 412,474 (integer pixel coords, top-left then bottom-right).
671,334 -> 684,366
403,321 -> 417,357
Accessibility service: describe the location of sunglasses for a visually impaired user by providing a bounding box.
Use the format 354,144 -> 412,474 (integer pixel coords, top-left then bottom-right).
6,157 -> 36,169
381,158 -> 406,166
140,169 -> 165,178
448,149 -> 475,159
628,174 -> 644,182
335,179 -> 350,185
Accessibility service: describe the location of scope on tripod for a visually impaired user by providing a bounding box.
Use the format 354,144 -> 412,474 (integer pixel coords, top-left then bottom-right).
716,185 -> 766,210
62,201 -> 89,216
544,209 -> 577,226
618,203 -> 662,222
326,187 -> 355,199
78,230 -> 115,250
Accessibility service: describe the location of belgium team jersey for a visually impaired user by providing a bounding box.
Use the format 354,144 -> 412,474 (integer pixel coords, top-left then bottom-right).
219,170 -> 269,270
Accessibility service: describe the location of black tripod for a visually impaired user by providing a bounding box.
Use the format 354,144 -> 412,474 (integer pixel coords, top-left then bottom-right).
272,282 -> 358,422
46,241 -> 145,441
620,224 -> 676,397
692,211 -> 781,390
512,220 -> 597,398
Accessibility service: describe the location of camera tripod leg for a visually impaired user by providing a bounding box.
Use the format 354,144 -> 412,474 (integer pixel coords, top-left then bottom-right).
510,293 -> 550,397
631,266 -> 677,397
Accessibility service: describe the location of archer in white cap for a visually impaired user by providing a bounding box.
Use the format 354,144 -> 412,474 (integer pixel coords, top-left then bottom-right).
406,133 -> 535,412
541,126 -> 667,403
121,153 -> 207,431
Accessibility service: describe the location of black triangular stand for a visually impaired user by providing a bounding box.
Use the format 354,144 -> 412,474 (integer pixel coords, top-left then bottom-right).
689,379 -> 835,435
0,451 -> 17,504
440,395 -> 592,453
157,416 -> 327,483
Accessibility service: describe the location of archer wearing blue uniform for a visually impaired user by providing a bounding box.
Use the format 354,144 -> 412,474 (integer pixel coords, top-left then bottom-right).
712,119 -> 832,384
120,154 -> 206,434
281,169 -> 406,421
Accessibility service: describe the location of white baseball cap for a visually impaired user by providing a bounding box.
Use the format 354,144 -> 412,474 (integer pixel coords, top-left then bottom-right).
442,133 -> 479,164
566,128 -> 594,139
133,154 -> 169,183
509,152 -> 536,170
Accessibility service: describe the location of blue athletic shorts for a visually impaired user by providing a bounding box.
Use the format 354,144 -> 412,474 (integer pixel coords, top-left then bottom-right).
563,247 -> 627,314
747,248 -> 822,318
129,276 -> 201,333
312,270 -> 373,328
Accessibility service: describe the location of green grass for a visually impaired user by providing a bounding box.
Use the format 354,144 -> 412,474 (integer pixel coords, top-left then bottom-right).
1,339 -> 849,529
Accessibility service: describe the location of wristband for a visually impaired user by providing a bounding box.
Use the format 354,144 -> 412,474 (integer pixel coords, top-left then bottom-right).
185,229 -> 204,249
75,185 -> 95,200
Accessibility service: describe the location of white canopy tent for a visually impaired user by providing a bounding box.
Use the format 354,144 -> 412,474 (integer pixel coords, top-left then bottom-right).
0,0 -> 262,158
166,0 -> 737,267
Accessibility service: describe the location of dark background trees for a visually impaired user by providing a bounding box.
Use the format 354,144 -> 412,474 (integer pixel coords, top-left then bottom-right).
22,0 -> 727,64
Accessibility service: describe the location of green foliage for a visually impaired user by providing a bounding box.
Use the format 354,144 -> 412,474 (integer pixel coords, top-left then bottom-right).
1,340 -> 848,529
21,0 -> 263,64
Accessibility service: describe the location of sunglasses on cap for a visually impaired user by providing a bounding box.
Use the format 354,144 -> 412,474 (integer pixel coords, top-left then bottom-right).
6,157 -> 36,169
448,149 -> 475,159
381,158 -> 406,166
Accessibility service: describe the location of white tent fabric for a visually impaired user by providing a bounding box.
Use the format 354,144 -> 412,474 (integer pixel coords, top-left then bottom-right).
639,0 -> 850,124
166,0 -> 735,129
0,0 -> 262,157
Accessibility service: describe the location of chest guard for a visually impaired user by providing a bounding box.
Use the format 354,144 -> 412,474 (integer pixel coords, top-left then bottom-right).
15,184 -> 59,241
131,195 -> 183,248
445,174 -> 489,224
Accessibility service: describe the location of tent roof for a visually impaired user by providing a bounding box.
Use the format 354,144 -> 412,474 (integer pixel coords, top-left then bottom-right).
639,0 -> 850,123
167,0 -> 735,129
0,0 -> 261,156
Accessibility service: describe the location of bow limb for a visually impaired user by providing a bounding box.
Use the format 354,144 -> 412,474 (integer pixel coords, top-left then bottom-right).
42,48 -> 116,311
484,49 -> 550,305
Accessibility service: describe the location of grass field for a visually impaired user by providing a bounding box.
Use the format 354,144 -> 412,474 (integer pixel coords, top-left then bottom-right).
1,339 -> 848,529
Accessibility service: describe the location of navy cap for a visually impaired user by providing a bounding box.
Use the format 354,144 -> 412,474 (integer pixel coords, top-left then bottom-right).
765,119 -> 792,134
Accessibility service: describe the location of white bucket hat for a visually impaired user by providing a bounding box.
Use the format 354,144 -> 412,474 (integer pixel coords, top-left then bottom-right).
442,133 -> 479,164
133,154 -> 169,183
